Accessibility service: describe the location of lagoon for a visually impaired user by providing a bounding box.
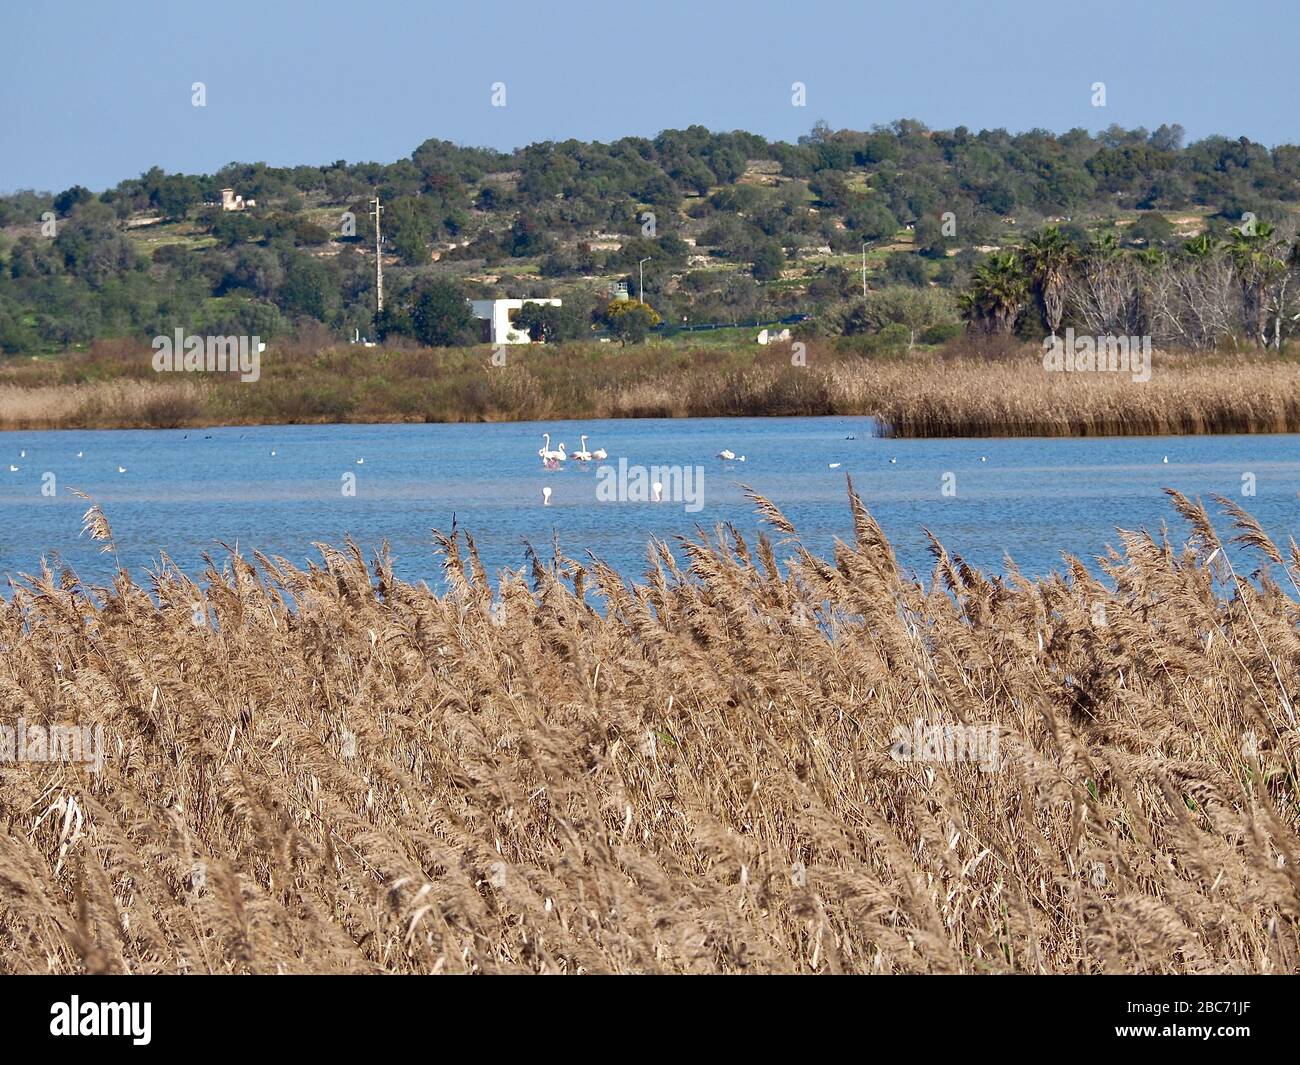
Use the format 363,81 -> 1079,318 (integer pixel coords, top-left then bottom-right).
2,417 -> 1296,591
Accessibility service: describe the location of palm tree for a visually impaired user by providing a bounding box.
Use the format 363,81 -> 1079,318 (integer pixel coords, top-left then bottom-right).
1182,232 -> 1216,259
959,252 -> 1028,335
1090,231 -> 1122,260
1021,226 -> 1076,338
1133,246 -> 1166,269
1224,221 -> 1288,347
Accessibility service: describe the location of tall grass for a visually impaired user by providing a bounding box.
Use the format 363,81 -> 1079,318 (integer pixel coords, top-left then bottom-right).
2,488 -> 1298,973
869,349 -> 1300,438
3,338 -> 1299,435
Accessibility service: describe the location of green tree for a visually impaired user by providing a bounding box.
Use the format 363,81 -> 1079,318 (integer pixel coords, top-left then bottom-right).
223,247 -> 284,299
1127,212 -> 1175,245
603,299 -> 661,344
0,304 -> 41,353
509,213 -> 551,257
751,239 -> 785,281
863,286 -> 959,348
154,175 -> 203,221
882,252 -> 928,286
383,197 -> 439,265
278,255 -> 334,321
1021,226 -> 1076,337
209,211 -> 263,247
53,204 -> 138,289
846,199 -> 900,242
381,277 -> 475,347
959,252 -> 1028,335
1224,220 -> 1291,347
52,185 -> 94,217
512,301 -> 585,342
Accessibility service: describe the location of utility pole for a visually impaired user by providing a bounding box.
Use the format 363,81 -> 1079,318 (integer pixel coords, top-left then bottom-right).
861,242 -> 868,299
369,194 -> 384,317
638,256 -> 651,302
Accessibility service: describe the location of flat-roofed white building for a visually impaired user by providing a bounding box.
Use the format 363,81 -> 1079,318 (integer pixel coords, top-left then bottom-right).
469,297 -> 562,344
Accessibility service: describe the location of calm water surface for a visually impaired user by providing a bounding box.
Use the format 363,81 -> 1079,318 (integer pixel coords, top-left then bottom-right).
1,417 -> 1297,592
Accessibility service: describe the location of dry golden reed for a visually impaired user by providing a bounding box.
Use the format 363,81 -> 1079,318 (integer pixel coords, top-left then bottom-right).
4,340 -> 1298,436
1,487 -> 1299,974
867,352 -> 1300,438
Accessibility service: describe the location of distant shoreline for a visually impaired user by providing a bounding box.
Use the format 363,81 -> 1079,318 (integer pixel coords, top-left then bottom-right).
2,340 -> 1297,439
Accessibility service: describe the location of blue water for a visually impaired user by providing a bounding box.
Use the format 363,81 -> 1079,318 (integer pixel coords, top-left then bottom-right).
1,418 -> 1296,592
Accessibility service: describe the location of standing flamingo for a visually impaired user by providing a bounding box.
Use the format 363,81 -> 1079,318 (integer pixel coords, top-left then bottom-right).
572,435 -> 594,462
539,433 -> 566,463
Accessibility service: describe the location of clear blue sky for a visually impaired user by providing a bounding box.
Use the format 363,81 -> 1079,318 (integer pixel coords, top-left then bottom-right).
3,0 -> 1297,192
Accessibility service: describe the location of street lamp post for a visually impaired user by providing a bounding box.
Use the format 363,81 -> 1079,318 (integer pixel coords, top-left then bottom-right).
638,257 -> 651,302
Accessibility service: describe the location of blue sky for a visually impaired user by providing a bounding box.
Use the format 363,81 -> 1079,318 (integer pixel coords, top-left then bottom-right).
3,0 -> 1297,192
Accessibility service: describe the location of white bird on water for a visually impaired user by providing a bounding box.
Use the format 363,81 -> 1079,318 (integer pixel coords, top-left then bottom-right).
356,458 -> 364,465
7,465 -> 16,473
538,433 -> 566,463
19,450 -> 25,458
270,450 -> 277,457
591,446 -> 608,461
1162,455 -> 1169,464
572,435 -> 594,462
542,486 -> 552,506
117,466 -> 127,474
889,457 -> 897,464
651,481 -> 663,502
76,451 -> 83,459
828,462 -> 842,469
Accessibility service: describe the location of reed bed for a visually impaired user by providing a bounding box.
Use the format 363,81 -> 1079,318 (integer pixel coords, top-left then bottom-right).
3,340 -> 1298,436
1,487 -> 1299,974
0,380 -> 208,431
869,352 -> 1300,438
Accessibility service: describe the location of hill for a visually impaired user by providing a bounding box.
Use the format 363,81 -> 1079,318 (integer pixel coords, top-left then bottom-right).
2,120 -> 1299,356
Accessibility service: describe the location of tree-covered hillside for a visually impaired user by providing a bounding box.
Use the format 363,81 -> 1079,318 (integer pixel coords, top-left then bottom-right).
3,120 -> 1300,354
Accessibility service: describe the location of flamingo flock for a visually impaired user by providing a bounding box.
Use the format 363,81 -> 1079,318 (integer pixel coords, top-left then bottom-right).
537,430 -> 607,503
538,431 -> 609,468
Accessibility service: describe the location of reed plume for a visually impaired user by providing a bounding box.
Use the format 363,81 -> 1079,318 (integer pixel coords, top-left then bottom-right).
2,491 -> 1298,974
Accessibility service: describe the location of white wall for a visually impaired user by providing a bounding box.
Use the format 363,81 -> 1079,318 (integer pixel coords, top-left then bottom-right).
468,298 -> 562,344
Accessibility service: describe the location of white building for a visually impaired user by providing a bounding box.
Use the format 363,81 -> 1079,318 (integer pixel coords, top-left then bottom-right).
219,188 -> 256,211
469,298 -> 562,344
